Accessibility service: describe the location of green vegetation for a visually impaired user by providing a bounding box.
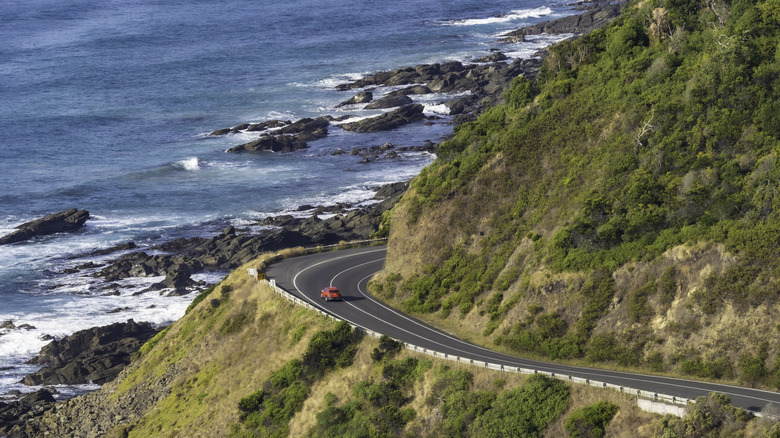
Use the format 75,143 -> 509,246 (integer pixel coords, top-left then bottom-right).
385,0 -> 780,390
231,321 -> 361,437
657,393 -> 756,437
470,374 -> 570,438
309,363 -> 571,438
310,358 -> 427,437
565,401 -> 619,438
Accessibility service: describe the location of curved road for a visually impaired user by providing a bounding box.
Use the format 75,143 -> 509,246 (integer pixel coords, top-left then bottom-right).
266,246 -> 780,414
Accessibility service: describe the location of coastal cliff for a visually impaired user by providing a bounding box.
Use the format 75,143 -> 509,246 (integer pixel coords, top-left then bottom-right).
5,1 -> 780,436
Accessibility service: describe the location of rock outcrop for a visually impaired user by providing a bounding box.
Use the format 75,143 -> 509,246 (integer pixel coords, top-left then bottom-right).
364,94 -> 413,109
500,3 -> 624,42
225,117 -> 331,153
0,389 -> 57,436
0,209 -> 90,245
341,104 -> 425,133
337,91 -> 374,107
22,320 -> 160,386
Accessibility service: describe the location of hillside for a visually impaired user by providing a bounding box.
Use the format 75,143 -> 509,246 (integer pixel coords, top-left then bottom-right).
8,249 -> 778,437
377,0 -> 780,391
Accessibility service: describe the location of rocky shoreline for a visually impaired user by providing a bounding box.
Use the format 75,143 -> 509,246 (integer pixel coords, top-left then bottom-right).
0,3 -> 623,436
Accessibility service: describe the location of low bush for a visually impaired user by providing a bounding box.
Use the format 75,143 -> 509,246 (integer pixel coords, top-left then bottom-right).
564,401 -> 618,438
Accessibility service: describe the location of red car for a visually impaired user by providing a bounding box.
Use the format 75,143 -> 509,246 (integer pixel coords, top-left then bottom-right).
321,287 -> 342,301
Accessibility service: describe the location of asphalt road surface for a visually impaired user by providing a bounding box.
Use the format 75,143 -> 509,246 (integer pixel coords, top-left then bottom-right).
266,246 -> 780,414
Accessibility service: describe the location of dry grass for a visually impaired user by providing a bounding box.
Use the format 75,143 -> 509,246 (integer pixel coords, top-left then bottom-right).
544,385 -> 661,438
99,254 -> 341,437
287,337 -> 378,437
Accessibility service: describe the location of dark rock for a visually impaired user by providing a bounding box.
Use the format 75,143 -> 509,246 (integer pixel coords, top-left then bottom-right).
22,320 -> 160,386
500,3 -> 623,42
0,209 -> 90,245
374,181 -> 409,200
364,95 -> 413,110
337,91 -> 374,107
445,94 -> 480,115
387,85 -> 432,97
0,389 -> 56,435
341,104 -> 425,133
245,119 -> 290,132
277,117 -> 330,140
210,128 -> 232,135
17,324 -> 35,331
74,242 -> 137,259
21,390 -> 55,406
106,307 -> 132,314
474,52 -> 508,63
226,134 -> 308,153
1,321 -> 15,330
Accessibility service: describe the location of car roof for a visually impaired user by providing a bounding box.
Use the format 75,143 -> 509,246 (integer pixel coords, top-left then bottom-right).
323,287 -> 339,291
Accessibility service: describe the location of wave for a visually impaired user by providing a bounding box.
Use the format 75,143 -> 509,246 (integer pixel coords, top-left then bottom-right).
423,103 -> 451,116
440,6 -> 554,27
173,157 -> 200,171
504,33 -> 576,59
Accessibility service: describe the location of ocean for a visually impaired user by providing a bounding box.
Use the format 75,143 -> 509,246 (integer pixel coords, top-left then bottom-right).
0,0 -> 575,397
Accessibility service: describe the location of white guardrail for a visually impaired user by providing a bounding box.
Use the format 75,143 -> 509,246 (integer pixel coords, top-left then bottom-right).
255,241 -> 691,414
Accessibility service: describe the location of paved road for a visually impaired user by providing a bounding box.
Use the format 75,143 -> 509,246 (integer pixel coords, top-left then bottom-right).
266,246 -> 780,414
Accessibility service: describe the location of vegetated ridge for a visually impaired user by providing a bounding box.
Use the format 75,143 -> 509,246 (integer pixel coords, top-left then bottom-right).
375,0 -> 780,393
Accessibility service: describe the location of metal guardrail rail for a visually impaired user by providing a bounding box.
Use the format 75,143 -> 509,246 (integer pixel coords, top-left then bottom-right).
260,274 -> 692,411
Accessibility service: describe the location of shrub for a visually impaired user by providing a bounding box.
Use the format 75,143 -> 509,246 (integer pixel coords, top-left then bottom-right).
370,334 -> 403,362
469,374 -> 570,438
564,401 -> 619,438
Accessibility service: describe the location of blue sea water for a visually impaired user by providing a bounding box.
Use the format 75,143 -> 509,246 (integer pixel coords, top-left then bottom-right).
0,0 -> 575,396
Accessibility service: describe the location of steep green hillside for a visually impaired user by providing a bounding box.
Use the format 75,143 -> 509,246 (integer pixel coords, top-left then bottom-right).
378,0 -> 780,389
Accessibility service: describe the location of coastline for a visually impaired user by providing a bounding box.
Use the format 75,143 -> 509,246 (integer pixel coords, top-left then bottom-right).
0,2 -> 623,434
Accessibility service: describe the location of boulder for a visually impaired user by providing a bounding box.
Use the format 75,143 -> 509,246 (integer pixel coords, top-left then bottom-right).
341,104 -> 425,133
364,95 -> 413,110
277,117 -> 330,140
337,91 -> 374,107
0,209 -> 90,245
387,85 -> 432,97
226,134 -> 308,153
474,52 -> 508,63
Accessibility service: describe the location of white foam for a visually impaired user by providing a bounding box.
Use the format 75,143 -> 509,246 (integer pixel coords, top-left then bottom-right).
441,6 -> 554,27
0,282 -> 194,363
289,72 -> 371,90
504,33 -> 576,59
174,157 -> 200,171
423,104 -> 451,116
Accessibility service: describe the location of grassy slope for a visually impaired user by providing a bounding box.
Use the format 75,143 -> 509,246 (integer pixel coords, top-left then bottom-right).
376,0 -> 780,391
22,252 -> 775,437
